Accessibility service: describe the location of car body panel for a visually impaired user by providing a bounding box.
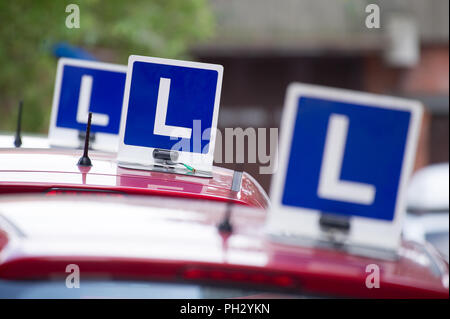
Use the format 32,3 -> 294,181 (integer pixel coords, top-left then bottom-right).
0,195 -> 447,298
0,148 -> 269,208
0,133 -> 50,149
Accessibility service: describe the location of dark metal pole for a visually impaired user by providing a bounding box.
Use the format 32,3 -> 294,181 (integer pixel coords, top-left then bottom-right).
14,100 -> 23,148
77,112 -> 93,166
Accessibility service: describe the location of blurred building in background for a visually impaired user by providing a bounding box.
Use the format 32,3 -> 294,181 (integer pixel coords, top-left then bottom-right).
192,0 -> 449,192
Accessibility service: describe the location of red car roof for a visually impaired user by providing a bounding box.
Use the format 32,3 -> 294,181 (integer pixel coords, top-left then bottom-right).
0,148 -> 269,208
0,195 -> 447,298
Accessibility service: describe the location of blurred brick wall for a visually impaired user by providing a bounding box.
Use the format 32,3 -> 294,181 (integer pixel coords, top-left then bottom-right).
364,45 -> 449,171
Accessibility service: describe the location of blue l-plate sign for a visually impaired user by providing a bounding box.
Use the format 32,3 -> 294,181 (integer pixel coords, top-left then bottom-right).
269,83 -> 423,251
118,55 -> 223,172
48,58 -> 127,151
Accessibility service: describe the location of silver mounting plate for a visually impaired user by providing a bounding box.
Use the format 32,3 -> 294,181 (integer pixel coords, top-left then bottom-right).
117,161 -> 213,178
268,232 -> 399,261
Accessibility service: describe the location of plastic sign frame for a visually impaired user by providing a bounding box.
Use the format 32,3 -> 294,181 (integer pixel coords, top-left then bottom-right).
117,55 -> 223,175
49,58 -> 127,152
268,83 -> 423,253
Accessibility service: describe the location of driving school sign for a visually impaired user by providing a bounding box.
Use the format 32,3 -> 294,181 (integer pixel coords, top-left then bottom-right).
268,83 -> 423,252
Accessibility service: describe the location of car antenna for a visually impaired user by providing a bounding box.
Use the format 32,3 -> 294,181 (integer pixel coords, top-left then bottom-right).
77,112 -> 93,167
14,100 -> 23,148
218,201 -> 234,233
218,163 -> 244,234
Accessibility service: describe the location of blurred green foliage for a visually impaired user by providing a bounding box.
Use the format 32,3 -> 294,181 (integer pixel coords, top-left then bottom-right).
0,0 -> 214,133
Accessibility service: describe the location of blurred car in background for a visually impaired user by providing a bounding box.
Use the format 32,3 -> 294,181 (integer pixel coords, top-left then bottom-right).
404,163 -> 449,261
0,194 -> 447,299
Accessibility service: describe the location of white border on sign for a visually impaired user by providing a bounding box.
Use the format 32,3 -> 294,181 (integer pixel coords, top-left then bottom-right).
48,58 -> 128,152
117,55 -> 224,173
267,83 -> 423,252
